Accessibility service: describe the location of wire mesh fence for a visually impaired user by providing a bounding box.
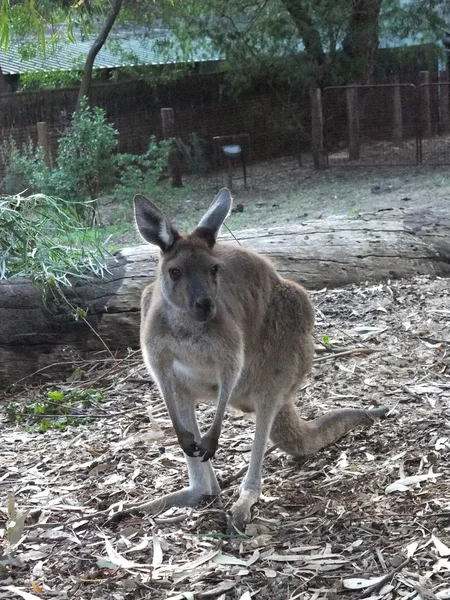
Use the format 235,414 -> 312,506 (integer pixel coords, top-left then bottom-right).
1,71 -> 450,180
0,75 -> 309,180
323,79 -> 450,167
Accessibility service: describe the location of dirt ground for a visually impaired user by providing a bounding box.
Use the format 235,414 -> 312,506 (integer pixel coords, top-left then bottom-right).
1,274 -> 449,600
103,158 -> 450,249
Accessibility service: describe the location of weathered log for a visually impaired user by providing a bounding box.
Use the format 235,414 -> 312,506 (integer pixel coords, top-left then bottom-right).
1,208 -> 450,387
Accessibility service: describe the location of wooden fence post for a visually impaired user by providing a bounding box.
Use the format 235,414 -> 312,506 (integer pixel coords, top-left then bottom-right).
392,76 -> 403,145
161,108 -> 182,188
37,121 -> 52,167
310,88 -> 326,170
419,71 -> 432,137
438,69 -> 449,133
345,86 -> 360,160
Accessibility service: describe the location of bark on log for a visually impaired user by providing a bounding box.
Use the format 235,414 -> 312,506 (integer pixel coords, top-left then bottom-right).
1,208 -> 450,387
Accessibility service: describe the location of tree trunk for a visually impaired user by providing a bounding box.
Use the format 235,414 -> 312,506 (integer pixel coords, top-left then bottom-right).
76,0 -> 124,111
280,0 -> 325,81
341,0 -> 383,83
2,208 -> 450,388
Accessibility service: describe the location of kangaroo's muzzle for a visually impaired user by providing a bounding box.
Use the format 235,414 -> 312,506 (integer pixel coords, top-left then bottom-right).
192,297 -> 216,321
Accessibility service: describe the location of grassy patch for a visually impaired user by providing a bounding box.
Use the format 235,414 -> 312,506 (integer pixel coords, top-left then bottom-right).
5,388 -> 105,432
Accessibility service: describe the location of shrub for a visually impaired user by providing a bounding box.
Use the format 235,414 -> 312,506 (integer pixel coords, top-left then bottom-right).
0,138 -> 48,196
113,136 -> 172,198
0,101 -> 172,226
50,99 -> 118,223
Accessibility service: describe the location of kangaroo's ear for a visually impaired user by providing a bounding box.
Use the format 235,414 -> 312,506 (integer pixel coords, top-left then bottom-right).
134,195 -> 180,252
193,188 -> 232,247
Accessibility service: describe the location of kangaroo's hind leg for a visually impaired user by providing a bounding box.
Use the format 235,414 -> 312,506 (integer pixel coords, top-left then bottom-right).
228,396 -> 279,534
110,400 -> 221,519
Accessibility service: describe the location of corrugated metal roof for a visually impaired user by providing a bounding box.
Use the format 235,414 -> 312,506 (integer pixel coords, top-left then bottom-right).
0,33 -> 223,75
0,24 -> 438,76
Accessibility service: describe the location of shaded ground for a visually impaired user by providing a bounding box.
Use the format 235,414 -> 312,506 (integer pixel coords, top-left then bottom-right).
101,159 -> 450,249
1,275 -> 449,600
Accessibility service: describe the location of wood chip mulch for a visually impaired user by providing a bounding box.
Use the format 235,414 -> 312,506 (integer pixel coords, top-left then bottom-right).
1,275 -> 449,600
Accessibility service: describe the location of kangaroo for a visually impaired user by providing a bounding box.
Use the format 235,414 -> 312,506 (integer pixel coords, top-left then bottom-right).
131,188 -> 388,533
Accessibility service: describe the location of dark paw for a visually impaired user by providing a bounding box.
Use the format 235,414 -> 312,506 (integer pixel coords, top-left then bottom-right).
177,429 -> 199,457
197,434 -> 219,462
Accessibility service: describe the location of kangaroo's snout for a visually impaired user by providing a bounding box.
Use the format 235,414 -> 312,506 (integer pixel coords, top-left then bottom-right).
193,296 -> 216,321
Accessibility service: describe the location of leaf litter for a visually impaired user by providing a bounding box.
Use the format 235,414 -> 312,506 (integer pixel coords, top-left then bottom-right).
0,274 -> 449,600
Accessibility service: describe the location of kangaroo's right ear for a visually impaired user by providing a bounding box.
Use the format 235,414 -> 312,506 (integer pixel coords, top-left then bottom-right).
134,195 -> 180,252
193,188 -> 232,247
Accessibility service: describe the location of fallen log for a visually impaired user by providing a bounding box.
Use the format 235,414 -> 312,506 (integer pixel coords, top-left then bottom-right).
1,207 -> 450,387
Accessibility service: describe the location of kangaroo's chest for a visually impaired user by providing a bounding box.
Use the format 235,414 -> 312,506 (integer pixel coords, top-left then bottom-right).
172,359 -> 217,384
171,358 -> 219,402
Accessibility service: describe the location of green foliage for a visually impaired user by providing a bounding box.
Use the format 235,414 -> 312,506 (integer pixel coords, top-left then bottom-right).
5,387 -> 104,432
0,138 -> 48,196
0,193 -> 108,286
158,0 -> 447,91
0,101 -> 171,229
19,69 -> 83,91
52,99 -> 118,215
113,135 -> 172,198
0,102 -> 118,225
0,0 -> 105,52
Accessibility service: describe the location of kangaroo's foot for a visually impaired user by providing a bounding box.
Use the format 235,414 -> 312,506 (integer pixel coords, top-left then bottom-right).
108,486 -> 220,523
366,406 -> 389,420
227,489 -> 260,535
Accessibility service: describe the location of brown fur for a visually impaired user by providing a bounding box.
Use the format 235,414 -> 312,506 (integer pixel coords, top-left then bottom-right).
133,191 -> 388,532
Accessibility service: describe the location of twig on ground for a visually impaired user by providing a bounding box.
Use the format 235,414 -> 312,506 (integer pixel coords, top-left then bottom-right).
314,347 -> 383,363
360,557 -> 410,598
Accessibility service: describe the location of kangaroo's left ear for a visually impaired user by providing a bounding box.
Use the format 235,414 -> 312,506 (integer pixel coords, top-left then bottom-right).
193,188 -> 232,247
134,194 -> 180,252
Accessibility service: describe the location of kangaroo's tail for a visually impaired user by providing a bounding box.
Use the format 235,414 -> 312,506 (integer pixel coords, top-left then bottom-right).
270,402 -> 388,457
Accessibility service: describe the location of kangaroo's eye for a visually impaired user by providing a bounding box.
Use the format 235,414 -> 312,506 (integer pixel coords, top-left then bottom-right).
211,264 -> 219,276
169,268 -> 181,281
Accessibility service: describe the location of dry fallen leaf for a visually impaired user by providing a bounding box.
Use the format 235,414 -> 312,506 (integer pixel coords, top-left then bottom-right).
213,553 -> 248,566
4,586 -> 42,600
153,534 -> 163,568
343,576 -> 385,590
385,472 -> 443,494
432,534 -> 450,558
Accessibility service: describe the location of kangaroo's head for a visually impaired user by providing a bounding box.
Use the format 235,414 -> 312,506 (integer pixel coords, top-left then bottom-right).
134,188 -> 232,322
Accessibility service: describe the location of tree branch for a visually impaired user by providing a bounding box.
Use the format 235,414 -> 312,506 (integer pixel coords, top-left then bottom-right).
279,0 -> 325,74
76,0 -> 124,111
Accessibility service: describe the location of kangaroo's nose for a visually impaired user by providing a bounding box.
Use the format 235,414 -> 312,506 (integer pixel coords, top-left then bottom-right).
195,297 -> 213,312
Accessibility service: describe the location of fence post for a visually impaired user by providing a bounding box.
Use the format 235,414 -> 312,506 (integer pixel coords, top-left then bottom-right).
392,76 -> 403,145
345,86 -> 360,160
310,88 -> 326,170
419,71 -> 432,137
438,69 -> 449,133
37,121 -> 52,167
161,108 -> 182,188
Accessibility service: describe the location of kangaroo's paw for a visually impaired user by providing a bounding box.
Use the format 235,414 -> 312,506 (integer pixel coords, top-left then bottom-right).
176,429 -> 200,457
107,488 -> 213,523
198,432 -> 220,462
227,489 -> 260,536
